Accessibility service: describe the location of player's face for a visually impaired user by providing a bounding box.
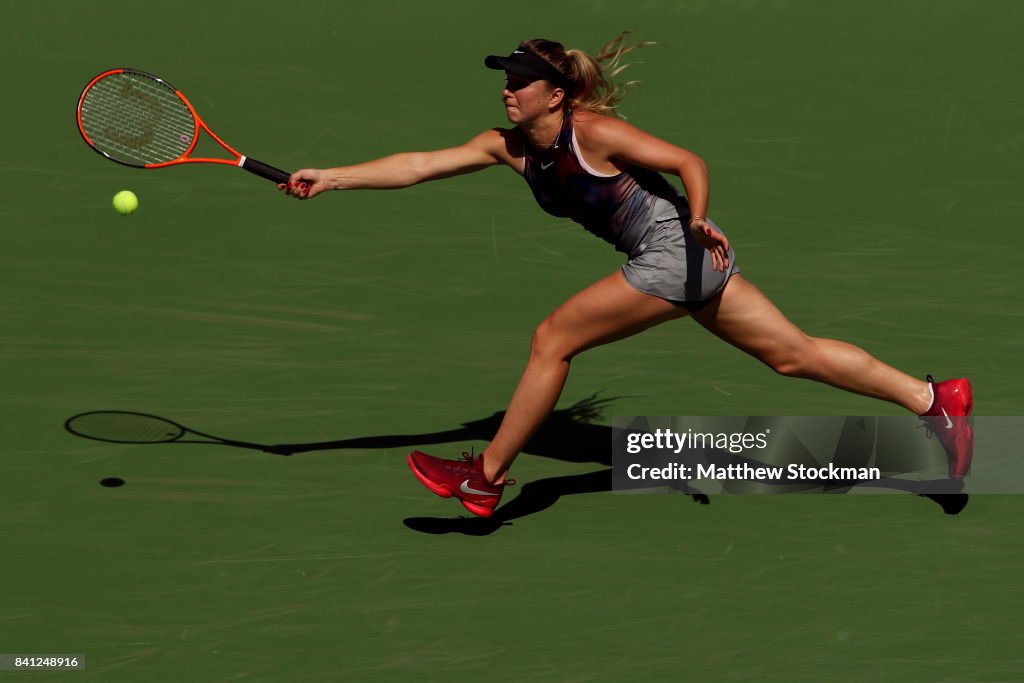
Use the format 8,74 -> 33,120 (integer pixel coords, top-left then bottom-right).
502,73 -> 559,123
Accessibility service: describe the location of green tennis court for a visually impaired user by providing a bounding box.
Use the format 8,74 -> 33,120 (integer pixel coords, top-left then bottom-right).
3,1 -> 1022,680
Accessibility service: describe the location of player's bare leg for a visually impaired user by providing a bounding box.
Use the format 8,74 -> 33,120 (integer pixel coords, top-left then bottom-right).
408,271 -> 686,516
481,271 -> 687,483
691,274 -> 932,412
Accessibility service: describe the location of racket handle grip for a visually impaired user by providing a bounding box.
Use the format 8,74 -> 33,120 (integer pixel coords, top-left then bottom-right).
240,156 -> 292,184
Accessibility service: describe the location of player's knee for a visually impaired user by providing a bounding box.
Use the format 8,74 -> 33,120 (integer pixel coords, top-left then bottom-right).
765,340 -> 814,378
530,317 -> 575,362
530,318 -> 558,358
770,355 -> 807,377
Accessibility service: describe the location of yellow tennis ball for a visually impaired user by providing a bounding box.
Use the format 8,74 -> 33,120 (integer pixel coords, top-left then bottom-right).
112,190 -> 139,216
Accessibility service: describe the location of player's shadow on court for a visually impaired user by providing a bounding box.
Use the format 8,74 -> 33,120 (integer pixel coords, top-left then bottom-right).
65,394 -> 967,536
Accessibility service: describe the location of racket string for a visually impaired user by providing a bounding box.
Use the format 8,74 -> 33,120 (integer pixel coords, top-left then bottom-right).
67,412 -> 185,443
80,72 -> 195,166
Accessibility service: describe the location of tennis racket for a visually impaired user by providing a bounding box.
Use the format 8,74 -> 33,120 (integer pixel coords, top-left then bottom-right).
65,410 -> 291,455
76,68 -> 291,184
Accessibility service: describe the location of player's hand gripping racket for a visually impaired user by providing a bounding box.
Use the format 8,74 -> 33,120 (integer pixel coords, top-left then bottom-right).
76,68 -> 290,184
65,410 -> 292,455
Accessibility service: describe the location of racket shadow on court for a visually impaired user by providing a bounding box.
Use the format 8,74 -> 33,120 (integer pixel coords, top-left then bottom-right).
63,394 -> 627,462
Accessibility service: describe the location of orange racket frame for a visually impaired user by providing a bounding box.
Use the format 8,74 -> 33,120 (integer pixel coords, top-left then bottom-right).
76,68 -> 290,184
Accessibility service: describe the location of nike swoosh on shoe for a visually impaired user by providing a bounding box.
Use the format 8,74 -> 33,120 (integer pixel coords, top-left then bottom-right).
460,480 -> 499,496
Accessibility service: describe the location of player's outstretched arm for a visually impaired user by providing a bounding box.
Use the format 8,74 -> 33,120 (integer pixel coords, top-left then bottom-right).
279,129 -> 512,200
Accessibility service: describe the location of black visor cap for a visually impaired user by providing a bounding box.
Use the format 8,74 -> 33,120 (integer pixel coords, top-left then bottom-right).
484,46 -> 568,88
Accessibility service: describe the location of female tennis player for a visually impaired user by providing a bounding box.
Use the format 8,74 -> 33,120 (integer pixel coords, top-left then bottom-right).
280,36 -> 973,517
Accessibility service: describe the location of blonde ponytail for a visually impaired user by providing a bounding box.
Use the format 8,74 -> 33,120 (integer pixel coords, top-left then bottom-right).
524,32 -> 655,116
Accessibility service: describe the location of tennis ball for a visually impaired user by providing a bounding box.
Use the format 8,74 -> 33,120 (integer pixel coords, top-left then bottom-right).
112,190 -> 139,216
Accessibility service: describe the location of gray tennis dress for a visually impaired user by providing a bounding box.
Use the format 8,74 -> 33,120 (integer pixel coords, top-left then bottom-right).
522,113 -> 737,308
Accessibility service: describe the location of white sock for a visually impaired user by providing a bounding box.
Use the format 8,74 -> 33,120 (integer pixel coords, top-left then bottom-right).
925,382 -> 935,413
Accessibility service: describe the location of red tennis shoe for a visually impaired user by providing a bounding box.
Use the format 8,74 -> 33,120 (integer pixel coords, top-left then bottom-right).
920,375 -> 974,480
407,450 -> 515,518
